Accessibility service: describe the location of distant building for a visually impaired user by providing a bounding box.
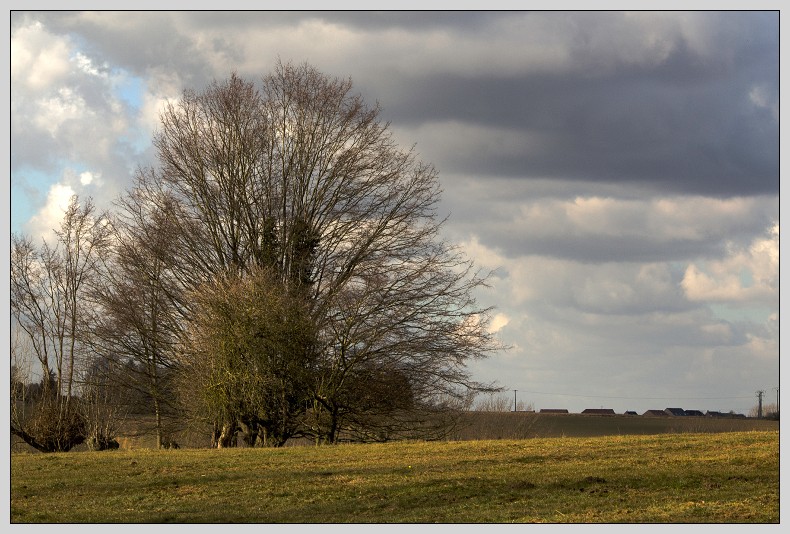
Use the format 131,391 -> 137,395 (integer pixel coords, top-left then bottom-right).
539,409 -> 569,414
664,408 -> 686,416
684,410 -> 704,417
623,411 -> 638,416
581,408 -> 616,415
643,410 -> 667,417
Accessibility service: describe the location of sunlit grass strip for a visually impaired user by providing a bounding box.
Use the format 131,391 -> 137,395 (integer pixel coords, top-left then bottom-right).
11,431 -> 778,523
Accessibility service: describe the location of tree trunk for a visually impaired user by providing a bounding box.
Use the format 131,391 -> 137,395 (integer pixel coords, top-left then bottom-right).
154,396 -> 163,449
237,417 -> 260,447
216,421 -> 237,448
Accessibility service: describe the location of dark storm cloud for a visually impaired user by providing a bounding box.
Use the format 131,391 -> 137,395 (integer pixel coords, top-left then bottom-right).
490,233 -> 726,264
389,62 -> 777,198
306,10 -> 506,31
351,11 -> 779,198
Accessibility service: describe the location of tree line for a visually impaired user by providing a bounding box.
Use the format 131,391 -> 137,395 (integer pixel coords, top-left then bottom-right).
11,60 -> 502,452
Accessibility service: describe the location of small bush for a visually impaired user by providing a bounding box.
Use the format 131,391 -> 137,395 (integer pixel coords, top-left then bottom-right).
85,435 -> 120,451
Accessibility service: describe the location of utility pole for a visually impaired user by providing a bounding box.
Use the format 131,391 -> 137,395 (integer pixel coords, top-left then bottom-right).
756,390 -> 764,419
775,387 -> 779,415
513,390 -> 517,412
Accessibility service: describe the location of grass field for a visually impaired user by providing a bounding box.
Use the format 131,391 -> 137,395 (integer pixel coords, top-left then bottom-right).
11,430 -> 778,523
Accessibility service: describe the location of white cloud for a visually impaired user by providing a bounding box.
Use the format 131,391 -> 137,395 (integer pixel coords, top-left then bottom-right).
27,182 -> 75,242
23,168 -> 105,242
11,21 -> 72,92
139,92 -> 178,136
80,171 -> 99,186
458,235 -> 536,305
488,313 -> 510,334
11,16 -> 162,239
520,195 -> 768,243
681,223 -> 778,304
444,186 -> 776,270
33,87 -> 92,137
457,202 -> 777,414
74,52 -> 105,77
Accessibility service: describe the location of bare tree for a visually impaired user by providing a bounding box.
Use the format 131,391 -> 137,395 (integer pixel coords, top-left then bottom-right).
10,196 -> 112,452
86,188 -> 184,448
135,60 -> 502,446
308,238 -> 501,443
473,393 -> 515,412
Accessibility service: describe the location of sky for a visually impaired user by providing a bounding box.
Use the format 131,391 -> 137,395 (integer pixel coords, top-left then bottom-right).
8,8 -> 782,416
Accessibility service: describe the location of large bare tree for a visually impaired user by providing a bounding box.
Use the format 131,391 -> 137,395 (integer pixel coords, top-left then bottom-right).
134,60 -> 501,445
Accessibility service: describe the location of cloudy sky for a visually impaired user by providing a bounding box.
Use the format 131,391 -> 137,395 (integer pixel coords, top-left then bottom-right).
9,9 -> 780,415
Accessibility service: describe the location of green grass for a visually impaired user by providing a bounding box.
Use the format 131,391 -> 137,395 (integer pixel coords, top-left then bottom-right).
11,431 -> 778,523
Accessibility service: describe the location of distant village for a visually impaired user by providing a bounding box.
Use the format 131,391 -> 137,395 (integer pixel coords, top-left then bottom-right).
528,408 -> 748,418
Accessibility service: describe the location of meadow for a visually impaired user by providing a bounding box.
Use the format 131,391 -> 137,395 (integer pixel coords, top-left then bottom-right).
11,430 -> 779,523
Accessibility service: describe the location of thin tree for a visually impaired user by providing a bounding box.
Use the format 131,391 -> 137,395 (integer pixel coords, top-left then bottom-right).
87,189 -> 184,448
10,196 -> 112,452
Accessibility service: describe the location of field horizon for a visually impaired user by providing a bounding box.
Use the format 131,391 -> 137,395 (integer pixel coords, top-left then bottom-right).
11,410 -> 779,453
